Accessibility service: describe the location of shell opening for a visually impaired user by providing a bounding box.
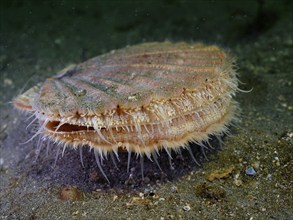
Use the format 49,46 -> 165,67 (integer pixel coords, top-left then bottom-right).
46,121 -> 95,132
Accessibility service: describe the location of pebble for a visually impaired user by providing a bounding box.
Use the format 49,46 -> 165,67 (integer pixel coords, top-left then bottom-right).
266,174 -> 272,180
182,204 -> 191,212
233,173 -> 243,186
60,186 -> 83,201
246,167 -> 257,176
3,78 -> 13,87
144,186 -> 155,196
170,185 -> 178,193
207,166 -> 234,181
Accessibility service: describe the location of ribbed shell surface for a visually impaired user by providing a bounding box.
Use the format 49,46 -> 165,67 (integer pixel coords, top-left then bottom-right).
32,42 -> 232,117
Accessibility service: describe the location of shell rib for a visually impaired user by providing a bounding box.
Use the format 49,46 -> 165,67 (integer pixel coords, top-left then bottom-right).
14,42 -> 239,158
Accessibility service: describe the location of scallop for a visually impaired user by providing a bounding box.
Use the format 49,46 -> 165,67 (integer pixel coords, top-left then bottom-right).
14,42 -> 239,182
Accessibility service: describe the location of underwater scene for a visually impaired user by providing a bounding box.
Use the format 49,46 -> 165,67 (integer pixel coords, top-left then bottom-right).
0,0 -> 292,219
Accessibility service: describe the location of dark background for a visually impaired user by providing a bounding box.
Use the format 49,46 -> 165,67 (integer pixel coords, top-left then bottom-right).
0,0 -> 292,219
0,0 -> 291,103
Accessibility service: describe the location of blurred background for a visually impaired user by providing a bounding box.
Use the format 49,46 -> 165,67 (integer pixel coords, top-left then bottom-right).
1,0 -> 291,103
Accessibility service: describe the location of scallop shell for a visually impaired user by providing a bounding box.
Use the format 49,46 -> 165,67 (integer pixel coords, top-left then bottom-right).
14,42 -> 239,181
